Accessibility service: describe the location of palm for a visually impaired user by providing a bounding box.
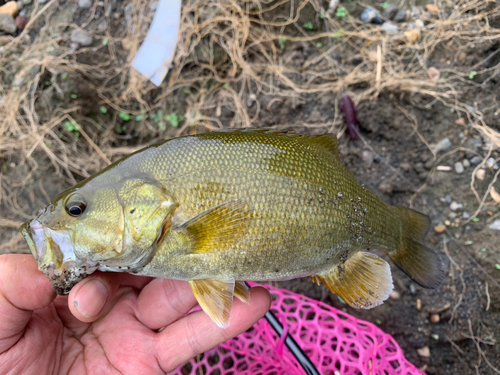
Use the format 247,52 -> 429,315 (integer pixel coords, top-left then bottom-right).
0,255 -> 270,375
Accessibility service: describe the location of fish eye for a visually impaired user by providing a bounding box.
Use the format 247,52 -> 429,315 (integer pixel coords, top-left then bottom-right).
65,201 -> 87,217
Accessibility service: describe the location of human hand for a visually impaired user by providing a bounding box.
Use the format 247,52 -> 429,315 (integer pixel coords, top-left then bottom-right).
0,254 -> 271,374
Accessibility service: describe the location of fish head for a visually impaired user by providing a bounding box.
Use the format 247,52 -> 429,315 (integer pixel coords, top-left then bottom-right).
21,178 -> 177,294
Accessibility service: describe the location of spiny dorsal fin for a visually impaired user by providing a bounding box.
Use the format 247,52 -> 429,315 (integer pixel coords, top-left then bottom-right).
189,279 -> 235,328
303,134 -> 339,157
317,251 -> 393,309
213,128 -> 339,157
178,200 -> 251,254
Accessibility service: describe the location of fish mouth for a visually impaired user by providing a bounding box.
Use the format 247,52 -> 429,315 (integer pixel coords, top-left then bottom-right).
20,219 -> 99,295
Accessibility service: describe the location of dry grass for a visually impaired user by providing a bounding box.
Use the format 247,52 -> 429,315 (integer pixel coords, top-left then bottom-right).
0,0 -> 499,247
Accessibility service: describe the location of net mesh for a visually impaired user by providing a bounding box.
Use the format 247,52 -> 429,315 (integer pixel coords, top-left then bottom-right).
173,283 -> 424,375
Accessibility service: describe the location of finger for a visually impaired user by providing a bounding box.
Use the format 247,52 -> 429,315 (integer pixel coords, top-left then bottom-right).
155,286 -> 271,372
136,278 -> 197,330
121,273 -> 154,290
0,254 -> 56,352
68,271 -> 123,323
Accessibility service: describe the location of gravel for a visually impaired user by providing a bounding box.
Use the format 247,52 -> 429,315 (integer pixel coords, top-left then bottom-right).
435,138 -> 452,152
381,22 -> 398,32
488,219 -> 500,231
361,8 -> 383,24
78,0 -> 93,8
0,13 -> 16,34
454,161 -> 464,174
70,29 -> 93,46
394,9 -> 407,22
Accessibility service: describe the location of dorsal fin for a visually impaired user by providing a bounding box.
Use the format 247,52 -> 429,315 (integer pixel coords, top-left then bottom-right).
303,134 -> 339,157
212,128 -> 339,157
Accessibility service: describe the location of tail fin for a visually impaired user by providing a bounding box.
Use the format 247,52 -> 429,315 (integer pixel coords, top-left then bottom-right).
387,207 -> 444,289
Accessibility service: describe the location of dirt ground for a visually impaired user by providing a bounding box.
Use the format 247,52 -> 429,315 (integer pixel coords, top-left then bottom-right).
1,0 -> 499,374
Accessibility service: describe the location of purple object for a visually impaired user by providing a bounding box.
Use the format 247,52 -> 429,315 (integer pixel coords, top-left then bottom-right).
340,95 -> 360,140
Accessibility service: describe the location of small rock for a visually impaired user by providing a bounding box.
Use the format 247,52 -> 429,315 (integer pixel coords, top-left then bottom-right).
389,290 -> 401,300
362,150 -> 374,167
448,212 -> 457,219
434,225 -> 446,233
427,66 -> 440,82
444,194 -> 452,204
21,0 -> 31,4
70,29 -> 93,46
394,9 -> 407,22
462,212 -> 470,219
454,161 -> 464,174
124,2 -> 134,23
361,8 -> 383,24
16,0 -> 23,11
400,162 -> 411,172
0,13 -> 16,34
458,52 -> 467,62
0,1 -> 19,17
381,21 -> 398,33
425,4 -> 439,13
444,220 -> 451,226
19,7 -> 29,17
382,4 -> 398,20
409,284 -> 417,295
246,93 -> 257,108
414,162 -> 425,173
121,36 -> 133,50
430,313 -> 440,323
455,117 -> 466,125
424,159 -> 434,170
462,159 -> 470,168
39,0 -> 48,3
415,19 -> 424,28
416,298 -> 422,310
411,6 -> 421,17
435,138 -> 451,152
417,346 -> 431,358
450,202 -> 463,211
14,15 -> 27,30
78,0 -> 93,8
379,179 -> 393,194
488,219 -> 500,231
486,157 -> 499,170
404,28 -> 420,43
470,156 -> 482,165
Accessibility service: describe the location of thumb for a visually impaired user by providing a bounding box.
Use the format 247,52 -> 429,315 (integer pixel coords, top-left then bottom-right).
0,254 -> 56,353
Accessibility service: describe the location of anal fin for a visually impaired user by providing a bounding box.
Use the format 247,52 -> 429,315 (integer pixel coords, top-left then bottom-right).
317,251 -> 393,309
189,279 -> 235,328
234,281 -> 250,304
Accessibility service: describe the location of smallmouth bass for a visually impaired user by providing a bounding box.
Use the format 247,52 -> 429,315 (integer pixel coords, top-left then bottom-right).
21,129 -> 443,327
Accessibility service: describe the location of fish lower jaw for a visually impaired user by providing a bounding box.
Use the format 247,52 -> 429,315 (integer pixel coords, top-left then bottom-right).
41,259 -> 100,295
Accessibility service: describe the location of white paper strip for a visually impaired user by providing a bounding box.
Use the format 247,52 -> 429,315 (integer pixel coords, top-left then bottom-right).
132,0 -> 181,86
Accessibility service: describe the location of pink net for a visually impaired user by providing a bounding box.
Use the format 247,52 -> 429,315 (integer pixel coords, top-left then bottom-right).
173,283 -> 425,375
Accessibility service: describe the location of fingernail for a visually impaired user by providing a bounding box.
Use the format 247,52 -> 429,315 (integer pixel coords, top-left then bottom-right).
74,279 -> 109,318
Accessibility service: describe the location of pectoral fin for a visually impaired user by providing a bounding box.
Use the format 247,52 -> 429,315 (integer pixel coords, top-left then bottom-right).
189,279 -> 235,328
179,200 -> 251,254
317,251 -> 393,309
